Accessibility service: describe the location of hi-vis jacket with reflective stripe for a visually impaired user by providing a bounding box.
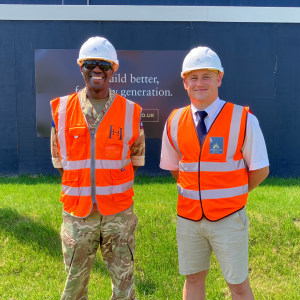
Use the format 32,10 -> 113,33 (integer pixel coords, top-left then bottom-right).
167,102 -> 249,222
51,92 -> 142,218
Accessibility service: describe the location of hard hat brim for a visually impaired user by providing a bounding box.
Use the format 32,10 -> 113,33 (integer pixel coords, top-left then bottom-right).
181,66 -> 224,78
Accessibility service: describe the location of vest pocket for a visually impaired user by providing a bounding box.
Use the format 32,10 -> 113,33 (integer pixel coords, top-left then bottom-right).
61,170 -> 79,204
62,169 -> 79,183
111,163 -> 133,181
104,144 -> 123,160
111,164 -> 134,202
68,127 -> 87,160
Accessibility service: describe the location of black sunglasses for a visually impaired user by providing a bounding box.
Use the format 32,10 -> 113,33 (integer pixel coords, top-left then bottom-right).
82,60 -> 113,71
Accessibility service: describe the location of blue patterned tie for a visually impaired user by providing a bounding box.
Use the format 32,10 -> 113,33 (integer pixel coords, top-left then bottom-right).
196,111 -> 208,146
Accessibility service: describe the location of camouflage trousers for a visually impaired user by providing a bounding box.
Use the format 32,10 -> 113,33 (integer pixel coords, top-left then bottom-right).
60,205 -> 138,300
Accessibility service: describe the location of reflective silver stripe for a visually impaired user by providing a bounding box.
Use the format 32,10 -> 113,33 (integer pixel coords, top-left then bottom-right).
122,99 -> 135,159
61,158 -> 131,170
57,95 -> 69,169
179,159 -> 246,172
179,162 -> 198,172
62,181 -> 133,197
122,144 -> 130,159
170,108 -> 184,159
64,159 -> 91,170
96,180 -> 134,196
227,104 -> 244,159
62,185 -> 91,196
177,184 -> 248,201
95,158 -> 130,169
201,184 -> 248,200
177,184 -> 199,200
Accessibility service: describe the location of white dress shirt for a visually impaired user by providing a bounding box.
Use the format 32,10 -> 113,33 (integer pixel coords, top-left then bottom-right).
160,97 -> 269,171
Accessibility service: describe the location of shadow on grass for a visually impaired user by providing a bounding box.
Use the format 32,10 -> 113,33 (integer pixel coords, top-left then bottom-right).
0,174 -> 174,186
0,207 -> 61,258
259,177 -> 300,187
1,175 -> 300,187
136,176 -> 300,187
135,276 -> 157,296
0,174 -> 175,186
134,175 -> 176,185
0,175 -> 61,185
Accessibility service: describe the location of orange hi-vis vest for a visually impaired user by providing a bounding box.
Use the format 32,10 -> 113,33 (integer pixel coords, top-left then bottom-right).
167,102 -> 249,222
51,92 -> 142,218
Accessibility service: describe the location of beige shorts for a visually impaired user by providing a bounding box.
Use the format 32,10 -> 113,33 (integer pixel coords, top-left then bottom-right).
176,208 -> 249,284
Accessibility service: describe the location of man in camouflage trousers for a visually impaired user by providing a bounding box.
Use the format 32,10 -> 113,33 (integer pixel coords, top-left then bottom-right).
61,209 -> 138,299
51,37 -> 145,300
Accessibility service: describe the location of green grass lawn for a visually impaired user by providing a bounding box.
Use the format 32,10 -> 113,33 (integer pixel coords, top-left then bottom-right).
0,175 -> 299,300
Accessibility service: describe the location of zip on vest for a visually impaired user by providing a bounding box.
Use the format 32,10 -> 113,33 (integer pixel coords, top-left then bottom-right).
194,119 -> 206,220
91,131 -> 96,204
192,104 -> 226,221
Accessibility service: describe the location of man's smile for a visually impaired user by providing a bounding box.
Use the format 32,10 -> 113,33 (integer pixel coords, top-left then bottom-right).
90,74 -> 105,83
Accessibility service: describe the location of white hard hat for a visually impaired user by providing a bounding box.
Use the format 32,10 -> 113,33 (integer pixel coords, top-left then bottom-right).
181,46 -> 224,78
77,37 -> 119,72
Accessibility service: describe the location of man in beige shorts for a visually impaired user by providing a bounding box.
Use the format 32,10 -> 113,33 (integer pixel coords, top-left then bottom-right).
160,46 -> 269,300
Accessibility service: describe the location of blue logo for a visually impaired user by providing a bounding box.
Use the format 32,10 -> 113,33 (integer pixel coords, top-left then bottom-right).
194,58 -> 204,65
209,137 -> 224,154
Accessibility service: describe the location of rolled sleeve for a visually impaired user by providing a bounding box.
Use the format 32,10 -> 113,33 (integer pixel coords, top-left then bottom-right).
52,157 -> 63,169
50,125 -> 62,169
131,156 -> 145,166
130,128 -> 145,167
242,113 -> 269,171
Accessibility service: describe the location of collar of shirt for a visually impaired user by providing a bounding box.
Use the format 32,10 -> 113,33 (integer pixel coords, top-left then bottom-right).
79,88 -> 116,132
191,97 -> 226,129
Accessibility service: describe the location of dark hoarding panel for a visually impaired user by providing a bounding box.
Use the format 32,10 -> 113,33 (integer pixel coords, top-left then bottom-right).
35,50 -> 189,139
229,0 -> 300,6
0,21 -> 18,174
0,0 -> 61,3
102,21 -> 191,51
64,0 -> 86,3
273,24 -> 300,176
1,0 -> 300,5
0,0 -> 85,3
89,0 -> 300,6
1,19 -> 300,176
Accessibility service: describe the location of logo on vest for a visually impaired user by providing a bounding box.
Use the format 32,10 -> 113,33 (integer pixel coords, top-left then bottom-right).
209,137 -> 224,154
108,125 -> 123,140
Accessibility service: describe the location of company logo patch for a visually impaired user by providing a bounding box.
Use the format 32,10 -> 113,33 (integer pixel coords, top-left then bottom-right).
90,47 -> 101,54
209,137 -> 224,154
108,125 -> 123,140
194,58 -> 204,65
